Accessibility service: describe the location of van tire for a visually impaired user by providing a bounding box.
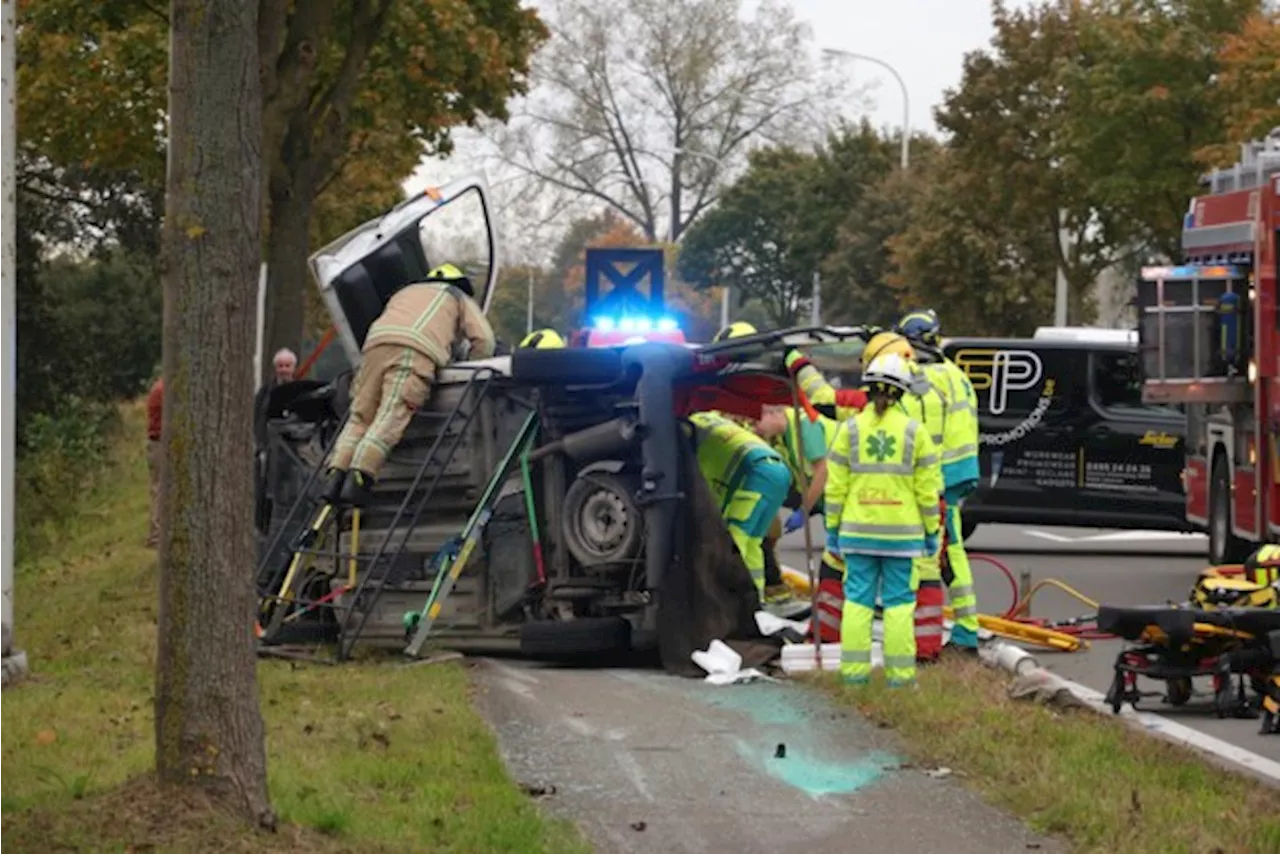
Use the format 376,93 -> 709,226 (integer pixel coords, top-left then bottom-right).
960,517 -> 979,542
1208,460 -> 1252,565
519,617 -> 632,658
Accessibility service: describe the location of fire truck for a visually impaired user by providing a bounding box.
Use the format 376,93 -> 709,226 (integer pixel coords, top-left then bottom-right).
1139,131 -> 1280,564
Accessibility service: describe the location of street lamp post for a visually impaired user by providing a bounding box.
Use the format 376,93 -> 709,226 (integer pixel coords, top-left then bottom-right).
822,48 -> 911,172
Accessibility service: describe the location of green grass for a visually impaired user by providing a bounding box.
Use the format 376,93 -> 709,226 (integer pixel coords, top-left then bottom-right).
819,660 -> 1280,854
2,402 -> 588,854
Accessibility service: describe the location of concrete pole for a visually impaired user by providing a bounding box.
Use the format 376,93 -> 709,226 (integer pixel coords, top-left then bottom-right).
2,0 -> 28,685
1054,210 -> 1070,327
719,285 -> 730,329
253,263 -> 267,393
810,271 -> 821,326
526,270 -> 534,335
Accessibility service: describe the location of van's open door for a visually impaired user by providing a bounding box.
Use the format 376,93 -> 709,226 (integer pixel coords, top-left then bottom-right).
308,176 -> 500,365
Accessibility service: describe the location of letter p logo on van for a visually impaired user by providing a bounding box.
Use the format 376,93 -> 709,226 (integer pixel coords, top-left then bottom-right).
953,349 -> 1044,415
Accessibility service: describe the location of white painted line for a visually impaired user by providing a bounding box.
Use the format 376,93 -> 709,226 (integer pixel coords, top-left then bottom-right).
615,751 -> 656,802
1024,530 -> 1074,543
1058,675 -> 1280,785
1023,529 -> 1205,544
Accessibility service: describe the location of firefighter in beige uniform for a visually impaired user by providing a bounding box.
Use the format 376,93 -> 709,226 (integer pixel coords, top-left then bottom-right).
325,263 -> 495,505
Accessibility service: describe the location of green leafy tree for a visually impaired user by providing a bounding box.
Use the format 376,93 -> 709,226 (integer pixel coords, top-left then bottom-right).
1198,7 -> 1280,166
17,0 -> 548,378
887,151 -> 1058,336
1063,0 -> 1260,258
679,122 -> 904,327
820,134 -> 941,327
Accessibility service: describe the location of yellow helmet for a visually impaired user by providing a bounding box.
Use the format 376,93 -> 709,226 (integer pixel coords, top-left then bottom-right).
861,331 -> 914,370
425,262 -> 474,297
519,328 -> 566,349
711,321 -> 758,343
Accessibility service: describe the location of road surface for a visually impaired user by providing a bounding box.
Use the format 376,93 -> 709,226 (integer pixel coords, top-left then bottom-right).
780,522 -> 1280,766
474,657 -> 1063,854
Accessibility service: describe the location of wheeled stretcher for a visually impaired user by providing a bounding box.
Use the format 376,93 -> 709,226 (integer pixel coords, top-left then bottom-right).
1098,604 -> 1280,733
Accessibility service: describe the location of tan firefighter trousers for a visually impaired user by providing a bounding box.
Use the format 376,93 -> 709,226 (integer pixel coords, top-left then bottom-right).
330,344 -> 435,478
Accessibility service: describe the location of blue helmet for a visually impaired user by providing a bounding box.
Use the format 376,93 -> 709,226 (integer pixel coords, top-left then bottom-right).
895,309 -> 941,349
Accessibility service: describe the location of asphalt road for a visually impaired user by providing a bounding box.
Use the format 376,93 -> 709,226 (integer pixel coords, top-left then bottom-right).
473,658 -> 1062,854
780,521 -> 1280,766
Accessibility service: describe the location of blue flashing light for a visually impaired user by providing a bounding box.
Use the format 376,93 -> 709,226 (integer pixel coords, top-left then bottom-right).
635,318 -> 653,333
657,316 -> 678,331
619,317 -> 637,332
594,316 -> 616,332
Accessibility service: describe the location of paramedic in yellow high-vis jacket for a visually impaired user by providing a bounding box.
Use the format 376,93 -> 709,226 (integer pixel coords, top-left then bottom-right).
825,352 -> 943,687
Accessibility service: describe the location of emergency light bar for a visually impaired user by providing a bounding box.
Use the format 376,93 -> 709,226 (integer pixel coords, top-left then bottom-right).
1140,264 -> 1245,280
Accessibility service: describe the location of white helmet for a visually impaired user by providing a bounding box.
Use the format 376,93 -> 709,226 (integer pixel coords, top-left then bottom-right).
862,352 -> 913,395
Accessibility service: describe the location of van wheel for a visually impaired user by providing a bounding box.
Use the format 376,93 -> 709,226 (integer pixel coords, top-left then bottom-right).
960,517 -> 979,542
1208,461 -> 1251,565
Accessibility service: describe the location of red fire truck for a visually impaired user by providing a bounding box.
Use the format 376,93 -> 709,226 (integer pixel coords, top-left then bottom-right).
1139,132 -> 1280,563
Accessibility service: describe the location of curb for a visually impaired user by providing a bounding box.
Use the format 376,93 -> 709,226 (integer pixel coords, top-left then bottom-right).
981,640 -> 1280,787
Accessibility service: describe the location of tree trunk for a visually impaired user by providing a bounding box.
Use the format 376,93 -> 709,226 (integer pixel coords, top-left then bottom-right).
156,0 -> 273,827
262,185 -> 313,384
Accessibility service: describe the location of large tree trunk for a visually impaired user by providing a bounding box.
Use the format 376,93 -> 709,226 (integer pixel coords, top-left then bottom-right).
156,0 -> 273,827
262,184 -> 313,383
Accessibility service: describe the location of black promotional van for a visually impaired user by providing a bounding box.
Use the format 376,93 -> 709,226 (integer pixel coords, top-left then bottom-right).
943,330 -> 1189,538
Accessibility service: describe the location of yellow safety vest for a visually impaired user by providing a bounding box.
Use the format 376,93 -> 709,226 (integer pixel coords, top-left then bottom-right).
923,359 -> 980,491
689,412 -> 782,506
897,367 -> 947,450
825,406 -> 943,557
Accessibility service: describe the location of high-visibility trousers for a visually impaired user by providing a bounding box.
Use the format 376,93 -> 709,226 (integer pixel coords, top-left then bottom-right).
942,500 -> 979,648
913,549 -> 945,662
841,553 -> 916,686
722,457 -> 791,595
331,344 -> 434,478
815,551 -> 846,643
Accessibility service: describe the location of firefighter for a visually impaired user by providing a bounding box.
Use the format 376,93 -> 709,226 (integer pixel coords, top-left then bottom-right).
826,351 -> 943,687
324,263 -> 496,506
895,309 -> 981,653
712,321 -> 758,343
688,410 -> 793,597
755,403 -> 836,604
520,328 -> 566,349
784,344 -> 870,421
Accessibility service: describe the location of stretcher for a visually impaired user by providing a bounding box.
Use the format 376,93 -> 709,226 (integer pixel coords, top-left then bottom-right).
1098,603 -> 1280,731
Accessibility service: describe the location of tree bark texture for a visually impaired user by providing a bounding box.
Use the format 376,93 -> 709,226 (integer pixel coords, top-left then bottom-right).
156,0 -> 273,826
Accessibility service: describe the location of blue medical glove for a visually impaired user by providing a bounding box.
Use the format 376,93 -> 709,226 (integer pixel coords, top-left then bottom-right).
924,531 -> 939,556
783,508 -> 807,534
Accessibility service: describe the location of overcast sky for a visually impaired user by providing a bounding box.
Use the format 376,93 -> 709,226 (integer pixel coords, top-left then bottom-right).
794,0 -> 1033,135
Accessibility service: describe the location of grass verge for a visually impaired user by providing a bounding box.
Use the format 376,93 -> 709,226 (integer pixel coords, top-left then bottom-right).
820,660 -> 1280,854
2,401 -> 588,853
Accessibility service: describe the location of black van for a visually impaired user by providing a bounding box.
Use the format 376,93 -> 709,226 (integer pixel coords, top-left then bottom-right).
942,334 -> 1188,538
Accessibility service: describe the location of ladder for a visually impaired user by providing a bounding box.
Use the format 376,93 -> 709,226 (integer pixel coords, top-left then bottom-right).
255,366 -> 534,659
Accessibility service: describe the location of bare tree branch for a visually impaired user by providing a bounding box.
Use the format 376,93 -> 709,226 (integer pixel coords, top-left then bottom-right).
486,0 -> 840,242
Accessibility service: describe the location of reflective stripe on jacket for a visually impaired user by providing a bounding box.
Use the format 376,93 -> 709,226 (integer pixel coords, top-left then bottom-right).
364,283 -> 496,366
785,352 -> 866,421
922,359 -> 980,492
1246,544 -> 1280,586
824,405 -> 943,558
689,412 -> 785,507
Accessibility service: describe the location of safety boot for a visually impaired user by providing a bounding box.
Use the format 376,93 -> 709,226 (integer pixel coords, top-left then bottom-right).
321,468 -> 347,504
339,469 -> 377,507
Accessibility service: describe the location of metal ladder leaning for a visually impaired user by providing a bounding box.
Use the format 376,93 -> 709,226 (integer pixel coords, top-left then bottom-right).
254,367 -> 524,659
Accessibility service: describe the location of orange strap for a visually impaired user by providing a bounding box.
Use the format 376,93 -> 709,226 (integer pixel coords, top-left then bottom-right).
297,326 -> 336,380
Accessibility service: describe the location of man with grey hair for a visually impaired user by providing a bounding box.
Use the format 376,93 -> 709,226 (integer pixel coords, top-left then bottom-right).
271,348 -> 297,384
